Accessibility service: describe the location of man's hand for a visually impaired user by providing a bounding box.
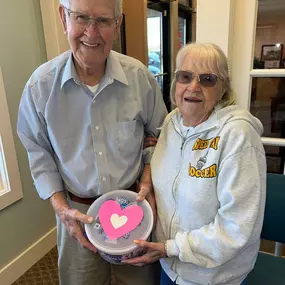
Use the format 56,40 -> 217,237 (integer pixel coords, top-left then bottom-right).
122,240 -> 166,266
136,164 -> 157,226
143,136 -> 158,149
50,192 -> 97,253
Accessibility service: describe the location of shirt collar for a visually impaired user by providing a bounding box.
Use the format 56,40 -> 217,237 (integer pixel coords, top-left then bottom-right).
61,52 -> 81,88
105,50 -> 129,86
61,50 -> 129,88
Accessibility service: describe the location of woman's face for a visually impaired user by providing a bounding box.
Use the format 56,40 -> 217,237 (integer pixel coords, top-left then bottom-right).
175,54 -> 224,126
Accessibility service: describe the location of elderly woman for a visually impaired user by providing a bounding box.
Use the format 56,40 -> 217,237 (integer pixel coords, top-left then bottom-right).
123,43 -> 266,285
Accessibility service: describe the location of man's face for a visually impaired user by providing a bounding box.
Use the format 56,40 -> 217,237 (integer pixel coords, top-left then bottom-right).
59,0 -> 121,70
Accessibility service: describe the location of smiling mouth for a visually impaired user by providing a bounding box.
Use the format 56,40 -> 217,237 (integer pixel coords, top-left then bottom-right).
81,42 -> 100,48
184,97 -> 203,103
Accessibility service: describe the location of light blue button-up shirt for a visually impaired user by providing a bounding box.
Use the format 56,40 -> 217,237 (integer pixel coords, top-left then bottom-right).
17,50 -> 167,200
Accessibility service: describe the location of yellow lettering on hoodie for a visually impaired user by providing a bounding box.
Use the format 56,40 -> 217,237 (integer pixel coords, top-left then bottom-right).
188,163 -> 217,178
210,137 -> 220,150
192,137 -> 220,151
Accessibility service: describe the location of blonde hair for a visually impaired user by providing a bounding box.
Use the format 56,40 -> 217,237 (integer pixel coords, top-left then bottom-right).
170,42 -> 235,108
60,0 -> 123,19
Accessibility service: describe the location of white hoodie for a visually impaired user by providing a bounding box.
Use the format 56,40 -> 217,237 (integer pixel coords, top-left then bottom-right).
151,105 -> 266,285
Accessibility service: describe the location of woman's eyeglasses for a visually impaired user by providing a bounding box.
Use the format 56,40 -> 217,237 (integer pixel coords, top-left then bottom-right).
175,70 -> 220,87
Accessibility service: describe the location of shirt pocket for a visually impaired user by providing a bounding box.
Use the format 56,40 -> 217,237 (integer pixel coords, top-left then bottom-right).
116,120 -> 142,155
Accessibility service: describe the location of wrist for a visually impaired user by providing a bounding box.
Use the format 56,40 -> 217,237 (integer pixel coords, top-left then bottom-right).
140,165 -> 152,186
49,192 -> 70,214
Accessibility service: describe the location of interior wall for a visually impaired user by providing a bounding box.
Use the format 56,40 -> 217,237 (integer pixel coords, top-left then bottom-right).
0,0 -> 56,270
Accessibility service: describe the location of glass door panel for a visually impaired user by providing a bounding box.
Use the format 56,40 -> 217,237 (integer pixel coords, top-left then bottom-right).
178,17 -> 187,49
147,1 -> 171,110
250,76 -> 285,173
178,3 -> 192,47
147,8 -> 163,90
253,0 -> 285,69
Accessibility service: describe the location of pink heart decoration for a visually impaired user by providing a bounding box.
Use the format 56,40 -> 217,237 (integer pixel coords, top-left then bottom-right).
98,200 -> 144,240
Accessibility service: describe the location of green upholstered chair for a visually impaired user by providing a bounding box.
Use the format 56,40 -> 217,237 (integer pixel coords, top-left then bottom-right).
246,173 -> 285,284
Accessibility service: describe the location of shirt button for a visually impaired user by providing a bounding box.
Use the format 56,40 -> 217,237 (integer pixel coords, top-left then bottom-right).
95,126 -> 100,130
98,152 -> 103,156
102,177 -> 106,181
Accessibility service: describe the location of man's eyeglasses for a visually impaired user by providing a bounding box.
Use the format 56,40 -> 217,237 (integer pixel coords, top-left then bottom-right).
65,8 -> 118,29
175,70 -> 220,87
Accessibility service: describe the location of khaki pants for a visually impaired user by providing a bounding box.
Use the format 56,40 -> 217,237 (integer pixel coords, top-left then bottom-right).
57,199 -> 160,285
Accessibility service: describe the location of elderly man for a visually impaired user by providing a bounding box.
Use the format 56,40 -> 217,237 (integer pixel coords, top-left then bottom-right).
17,0 -> 167,284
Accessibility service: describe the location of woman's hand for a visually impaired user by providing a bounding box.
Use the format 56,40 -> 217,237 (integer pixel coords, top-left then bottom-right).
50,192 -> 97,253
122,240 -> 167,266
136,164 -> 157,226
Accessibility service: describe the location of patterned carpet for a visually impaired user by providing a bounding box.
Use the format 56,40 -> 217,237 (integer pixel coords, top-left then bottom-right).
12,247 -> 117,285
12,241 -> 284,285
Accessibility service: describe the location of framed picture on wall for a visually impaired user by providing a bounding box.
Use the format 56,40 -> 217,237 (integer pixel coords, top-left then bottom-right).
261,44 -> 283,69
113,14 -> 127,54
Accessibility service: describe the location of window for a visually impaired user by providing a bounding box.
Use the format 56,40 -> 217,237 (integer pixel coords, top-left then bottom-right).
0,138 -> 9,194
249,0 -> 285,174
0,66 -> 23,210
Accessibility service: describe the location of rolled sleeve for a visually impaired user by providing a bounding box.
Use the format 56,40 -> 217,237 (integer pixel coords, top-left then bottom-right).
167,239 -> 179,257
142,146 -> 155,164
34,172 -> 64,200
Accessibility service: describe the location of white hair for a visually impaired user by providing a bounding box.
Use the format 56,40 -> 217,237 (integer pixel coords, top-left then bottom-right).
59,0 -> 123,18
170,42 -> 235,108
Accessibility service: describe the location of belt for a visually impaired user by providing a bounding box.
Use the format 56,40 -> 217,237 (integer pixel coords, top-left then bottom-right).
68,181 -> 138,205
68,192 -> 99,205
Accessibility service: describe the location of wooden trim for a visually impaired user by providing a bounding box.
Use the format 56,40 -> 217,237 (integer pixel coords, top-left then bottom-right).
170,0 -> 178,79
231,0 -> 258,109
262,137 -> 285,147
123,0 -> 148,64
250,69 -> 285,77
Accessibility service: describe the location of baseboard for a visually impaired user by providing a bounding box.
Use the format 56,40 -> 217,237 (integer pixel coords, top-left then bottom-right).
0,226 -> 57,285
